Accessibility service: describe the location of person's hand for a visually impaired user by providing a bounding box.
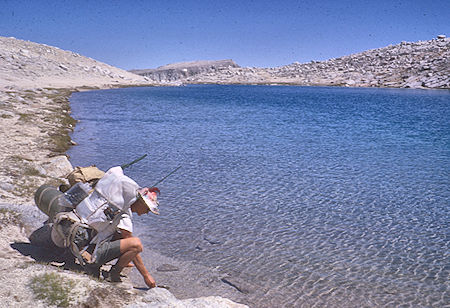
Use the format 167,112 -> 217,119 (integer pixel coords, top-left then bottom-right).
144,274 -> 156,288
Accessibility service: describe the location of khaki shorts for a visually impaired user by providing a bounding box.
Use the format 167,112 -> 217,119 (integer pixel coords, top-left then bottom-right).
93,240 -> 121,265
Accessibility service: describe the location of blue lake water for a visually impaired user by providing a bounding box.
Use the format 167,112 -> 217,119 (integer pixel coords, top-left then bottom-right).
68,85 -> 449,307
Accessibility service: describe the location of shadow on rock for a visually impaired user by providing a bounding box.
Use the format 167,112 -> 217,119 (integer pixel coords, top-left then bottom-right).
10,224 -> 81,271
10,241 -> 67,263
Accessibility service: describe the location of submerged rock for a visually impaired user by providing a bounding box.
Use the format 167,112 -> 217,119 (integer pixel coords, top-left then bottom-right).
221,277 -> 252,295
156,264 -> 180,272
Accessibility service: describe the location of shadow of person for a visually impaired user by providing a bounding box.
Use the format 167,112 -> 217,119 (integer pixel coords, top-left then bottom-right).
10,241 -> 67,263
10,224 -> 83,272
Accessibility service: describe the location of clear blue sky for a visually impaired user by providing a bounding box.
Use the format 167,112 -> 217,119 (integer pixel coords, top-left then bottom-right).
1,0 -> 449,70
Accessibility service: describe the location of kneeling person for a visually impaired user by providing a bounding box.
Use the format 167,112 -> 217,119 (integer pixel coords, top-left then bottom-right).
88,187 -> 160,288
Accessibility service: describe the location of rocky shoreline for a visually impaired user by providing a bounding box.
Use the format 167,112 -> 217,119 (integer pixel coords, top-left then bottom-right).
132,36 -> 449,89
0,36 -> 247,307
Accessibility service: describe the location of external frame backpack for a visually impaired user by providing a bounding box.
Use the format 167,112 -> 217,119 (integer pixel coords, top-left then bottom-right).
51,211 -> 92,267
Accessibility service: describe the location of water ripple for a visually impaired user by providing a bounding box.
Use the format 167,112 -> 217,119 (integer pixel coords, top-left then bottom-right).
69,85 -> 450,307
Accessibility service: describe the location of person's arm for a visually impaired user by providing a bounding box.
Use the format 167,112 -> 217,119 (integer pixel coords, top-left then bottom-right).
119,229 -> 156,288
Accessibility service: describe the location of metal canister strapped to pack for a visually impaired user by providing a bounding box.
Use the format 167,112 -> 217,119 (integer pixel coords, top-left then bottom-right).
34,185 -> 74,221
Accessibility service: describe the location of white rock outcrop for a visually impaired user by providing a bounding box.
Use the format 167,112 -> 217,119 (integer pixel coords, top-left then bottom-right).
130,60 -> 239,84
132,36 -> 449,89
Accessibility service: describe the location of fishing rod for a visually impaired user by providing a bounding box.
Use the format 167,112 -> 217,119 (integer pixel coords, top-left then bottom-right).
120,154 -> 181,187
121,154 -> 148,169
151,165 -> 182,188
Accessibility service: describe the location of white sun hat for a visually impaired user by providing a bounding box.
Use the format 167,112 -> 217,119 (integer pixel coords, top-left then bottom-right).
137,187 -> 160,215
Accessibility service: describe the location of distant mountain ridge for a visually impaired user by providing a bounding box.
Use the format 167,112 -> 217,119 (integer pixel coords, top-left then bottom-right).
130,36 -> 449,89
129,59 -> 239,83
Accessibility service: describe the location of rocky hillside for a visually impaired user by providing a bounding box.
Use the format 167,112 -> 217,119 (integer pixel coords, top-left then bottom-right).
132,36 -> 449,89
0,36 -> 153,90
266,36 -> 449,88
130,59 -> 239,84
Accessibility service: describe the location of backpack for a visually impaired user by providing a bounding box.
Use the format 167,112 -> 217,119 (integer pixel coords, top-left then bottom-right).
51,166 -> 139,265
51,211 -> 92,267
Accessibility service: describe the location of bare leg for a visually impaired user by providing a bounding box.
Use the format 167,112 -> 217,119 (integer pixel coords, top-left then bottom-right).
109,237 -> 142,281
108,235 -> 155,287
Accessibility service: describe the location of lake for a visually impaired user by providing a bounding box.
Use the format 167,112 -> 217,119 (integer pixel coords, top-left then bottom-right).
68,85 -> 449,307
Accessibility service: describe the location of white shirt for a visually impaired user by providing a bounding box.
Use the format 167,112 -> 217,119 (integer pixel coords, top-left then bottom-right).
76,191 -> 134,245
117,208 -> 133,233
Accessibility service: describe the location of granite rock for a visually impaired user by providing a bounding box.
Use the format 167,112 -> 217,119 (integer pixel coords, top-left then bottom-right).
126,287 -> 248,308
131,36 -> 449,89
130,60 -> 239,84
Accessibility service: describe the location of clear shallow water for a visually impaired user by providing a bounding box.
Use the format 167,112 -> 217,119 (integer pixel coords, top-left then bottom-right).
68,85 -> 449,307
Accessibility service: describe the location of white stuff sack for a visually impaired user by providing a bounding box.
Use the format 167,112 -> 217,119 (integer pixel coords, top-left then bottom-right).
94,166 -> 139,211
75,166 -> 139,225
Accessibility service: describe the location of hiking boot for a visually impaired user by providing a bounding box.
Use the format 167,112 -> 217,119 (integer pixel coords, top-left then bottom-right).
85,264 -> 101,278
107,266 -> 122,283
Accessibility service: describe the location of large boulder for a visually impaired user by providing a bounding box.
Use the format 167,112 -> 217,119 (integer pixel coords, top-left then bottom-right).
41,155 -> 73,178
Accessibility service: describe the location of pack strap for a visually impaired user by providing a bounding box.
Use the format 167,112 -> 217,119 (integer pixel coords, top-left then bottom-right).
70,240 -> 86,268
37,186 -> 53,207
53,211 -> 91,268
